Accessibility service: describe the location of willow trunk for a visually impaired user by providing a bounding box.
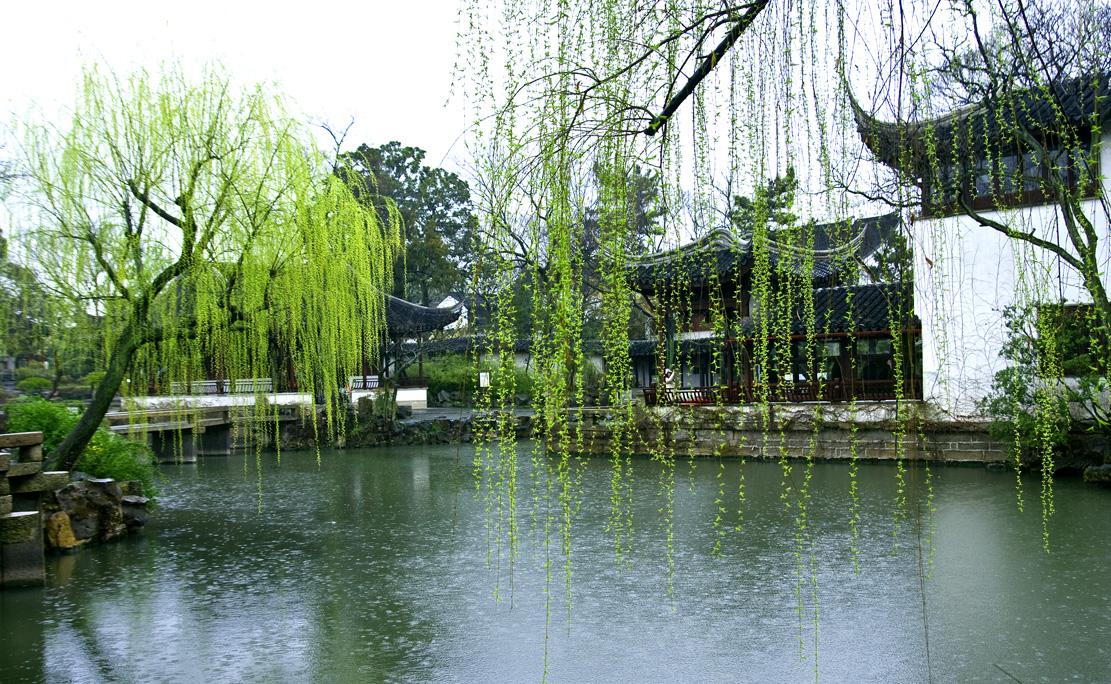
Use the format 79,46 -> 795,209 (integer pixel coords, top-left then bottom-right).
49,329 -> 138,472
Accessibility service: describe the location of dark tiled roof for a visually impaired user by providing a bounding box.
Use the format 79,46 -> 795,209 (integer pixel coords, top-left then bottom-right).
805,282 -> 917,335
631,213 -> 898,291
851,73 -> 1110,173
627,282 -> 917,357
386,295 -> 463,337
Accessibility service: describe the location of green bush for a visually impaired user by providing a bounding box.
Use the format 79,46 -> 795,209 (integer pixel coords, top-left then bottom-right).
5,397 -> 159,498
981,306 -> 1074,460
421,355 -> 533,398
422,356 -> 476,396
17,376 -> 53,393
55,384 -> 92,400
14,365 -> 50,382
4,397 -> 80,452
82,370 -> 106,388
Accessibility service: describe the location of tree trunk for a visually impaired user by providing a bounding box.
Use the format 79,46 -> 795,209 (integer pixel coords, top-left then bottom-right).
50,330 -> 137,472
47,350 -> 63,400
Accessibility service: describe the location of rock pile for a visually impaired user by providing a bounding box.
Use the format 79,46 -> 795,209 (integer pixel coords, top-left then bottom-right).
43,477 -> 150,552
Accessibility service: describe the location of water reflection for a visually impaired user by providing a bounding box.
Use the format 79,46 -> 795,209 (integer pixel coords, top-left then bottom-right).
0,445 -> 1108,682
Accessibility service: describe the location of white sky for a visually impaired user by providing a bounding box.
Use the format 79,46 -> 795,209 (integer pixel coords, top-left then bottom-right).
0,0 -> 470,172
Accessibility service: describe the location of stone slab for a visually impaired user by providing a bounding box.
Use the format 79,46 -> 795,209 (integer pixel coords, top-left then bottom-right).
6,462 -> 43,478
0,478 -> 7,496
0,495 -> 10,515
1,520 -> 45,588
0,453 -> 9,472
10,472 -> 69,495
0,432 -> 43,448
0,511 -> 40,544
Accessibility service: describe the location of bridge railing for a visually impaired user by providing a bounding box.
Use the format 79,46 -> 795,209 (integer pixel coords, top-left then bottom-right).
168,378 -> 273,395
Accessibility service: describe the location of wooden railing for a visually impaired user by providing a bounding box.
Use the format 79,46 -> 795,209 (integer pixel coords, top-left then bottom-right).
643,379 -> 913,406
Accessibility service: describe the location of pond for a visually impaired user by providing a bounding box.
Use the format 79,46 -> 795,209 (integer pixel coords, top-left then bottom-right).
1,444 -> 1109,682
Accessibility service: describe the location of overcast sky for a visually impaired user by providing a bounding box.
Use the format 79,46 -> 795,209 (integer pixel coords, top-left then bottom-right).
1,0 -> 470,171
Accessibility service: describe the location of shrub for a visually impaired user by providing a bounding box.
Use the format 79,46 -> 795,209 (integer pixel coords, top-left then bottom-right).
5,397 -> 159,498
82,370 -> 106,388
14,365 -> 50,382
422,356 -> 477,396
80,432 -> 160,498
17,376 -> 53,394
6,397 -> 78,450
55,384 -> 92,401
421,355 -> 533,399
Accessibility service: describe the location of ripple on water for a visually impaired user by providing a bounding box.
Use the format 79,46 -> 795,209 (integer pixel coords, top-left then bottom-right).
5,448 -> 1110,682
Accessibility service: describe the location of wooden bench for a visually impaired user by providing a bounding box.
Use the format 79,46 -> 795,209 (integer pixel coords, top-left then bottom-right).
349,375 -> 380,390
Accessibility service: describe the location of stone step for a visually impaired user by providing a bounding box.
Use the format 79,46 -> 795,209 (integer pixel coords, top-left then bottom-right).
10,471 -> 69,495
0,495 -> 10,515
6,461 -> 43,478
0,452 -> 9,472
0,432 -> 43,448
0,510 -> 40,544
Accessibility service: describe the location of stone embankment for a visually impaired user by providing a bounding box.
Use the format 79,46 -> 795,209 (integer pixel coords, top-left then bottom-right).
277,409 -> 533,450
1,432 -> 67,587
1,431 -> 151,588
573,402 -> 1013,463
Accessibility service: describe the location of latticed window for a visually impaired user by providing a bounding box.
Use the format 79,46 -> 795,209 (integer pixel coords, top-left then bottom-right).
856,338 -> 893,381
923,142 -> 1100,217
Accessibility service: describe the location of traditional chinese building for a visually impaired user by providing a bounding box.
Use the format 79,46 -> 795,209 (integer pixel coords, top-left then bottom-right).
629,213 -> 923,404
849,75 -> 1110,414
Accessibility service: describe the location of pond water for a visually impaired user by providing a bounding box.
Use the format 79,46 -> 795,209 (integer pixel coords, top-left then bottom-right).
1,444 -> 1109,682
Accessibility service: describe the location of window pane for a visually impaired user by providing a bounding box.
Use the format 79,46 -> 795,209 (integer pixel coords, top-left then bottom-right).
974,158 -> 992,198
1022,152 -> 1041,192
999,154 -> 1019,194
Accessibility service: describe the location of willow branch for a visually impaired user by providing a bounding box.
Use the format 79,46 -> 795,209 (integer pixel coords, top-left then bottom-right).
644,0 -> 768,136
956,195 -> 1083,272
127,180 -> 184,229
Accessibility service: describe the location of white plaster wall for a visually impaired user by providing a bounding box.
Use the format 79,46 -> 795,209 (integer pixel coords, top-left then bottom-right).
914,134 -> 1111,416
350,387 -> 428,409
130,392 -> 314,410
478,351 -> 532,370
135,387 -> 432,411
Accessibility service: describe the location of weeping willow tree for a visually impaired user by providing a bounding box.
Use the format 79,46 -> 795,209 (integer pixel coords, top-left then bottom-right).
457,1 -> 877,671
848,0 -> 1110,547
458,0 -> 1104,677
10,65 -> 401,471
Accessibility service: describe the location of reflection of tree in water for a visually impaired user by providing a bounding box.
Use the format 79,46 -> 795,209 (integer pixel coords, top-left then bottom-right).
281,450 -> 482,678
